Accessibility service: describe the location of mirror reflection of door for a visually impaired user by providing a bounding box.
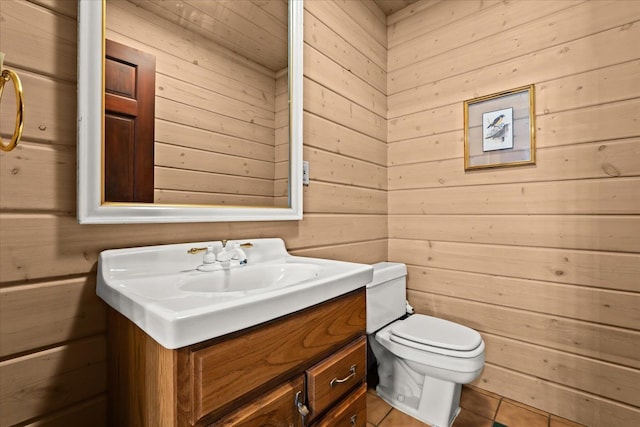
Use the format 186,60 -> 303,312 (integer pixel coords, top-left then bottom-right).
104,39 -> 156,203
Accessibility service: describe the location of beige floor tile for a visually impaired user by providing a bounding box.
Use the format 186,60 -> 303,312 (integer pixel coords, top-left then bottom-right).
550,414 -> 587,427
495,400 -> 549,427
452,408 -> 494,427
379,409 -> 431,427
367,423 -> 376,427
459,386 -> 500,420
367,392 -> 393,425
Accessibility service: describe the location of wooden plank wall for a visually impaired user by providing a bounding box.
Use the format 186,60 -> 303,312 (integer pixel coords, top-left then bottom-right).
0,0 -> 387,425
386,1 -> 640,426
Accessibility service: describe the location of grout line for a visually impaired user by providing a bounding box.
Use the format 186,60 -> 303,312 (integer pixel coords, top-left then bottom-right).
493,397 -> 503,422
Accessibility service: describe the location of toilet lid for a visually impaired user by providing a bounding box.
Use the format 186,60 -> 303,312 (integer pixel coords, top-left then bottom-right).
390,315 -> 482,351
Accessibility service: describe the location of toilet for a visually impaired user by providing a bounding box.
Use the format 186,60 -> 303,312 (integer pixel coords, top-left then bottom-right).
366,262 -> 485,427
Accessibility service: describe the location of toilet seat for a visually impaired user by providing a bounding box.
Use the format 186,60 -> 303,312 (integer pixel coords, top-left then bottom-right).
389,315 -> 483,358
390,334 -> 484,358
374,320 -> 485,376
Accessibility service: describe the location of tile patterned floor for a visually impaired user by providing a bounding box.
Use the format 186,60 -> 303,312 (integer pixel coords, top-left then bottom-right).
366,385 -> 587,427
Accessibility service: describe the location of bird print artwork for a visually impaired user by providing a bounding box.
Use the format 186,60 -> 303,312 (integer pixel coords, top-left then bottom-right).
482,108 -> 513,152
466,86 -> 535,169
486,114 -> 505,129
487,123 -> 509,142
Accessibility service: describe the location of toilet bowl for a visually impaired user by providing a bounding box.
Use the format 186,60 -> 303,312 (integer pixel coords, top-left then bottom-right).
366,262 -> 485,427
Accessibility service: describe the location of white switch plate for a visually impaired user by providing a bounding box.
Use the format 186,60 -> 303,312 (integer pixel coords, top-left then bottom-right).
302,161 -> 310,185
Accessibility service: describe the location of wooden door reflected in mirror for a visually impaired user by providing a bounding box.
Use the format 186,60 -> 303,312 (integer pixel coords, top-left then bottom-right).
104,39 -> 156,203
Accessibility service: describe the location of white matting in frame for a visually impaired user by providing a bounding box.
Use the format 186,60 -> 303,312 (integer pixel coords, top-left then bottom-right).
464,85 -> 535,170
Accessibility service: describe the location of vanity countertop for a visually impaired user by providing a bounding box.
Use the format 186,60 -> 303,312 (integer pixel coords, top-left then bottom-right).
97,238 -> 373,348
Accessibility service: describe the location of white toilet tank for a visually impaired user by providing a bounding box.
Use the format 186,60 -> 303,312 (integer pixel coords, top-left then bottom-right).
366,262 -> 408,334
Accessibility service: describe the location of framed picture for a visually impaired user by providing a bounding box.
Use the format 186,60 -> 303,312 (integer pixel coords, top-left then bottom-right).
464,85 -> 535,170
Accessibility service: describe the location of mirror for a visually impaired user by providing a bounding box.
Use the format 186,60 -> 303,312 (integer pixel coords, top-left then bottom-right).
77,0 -> 303,223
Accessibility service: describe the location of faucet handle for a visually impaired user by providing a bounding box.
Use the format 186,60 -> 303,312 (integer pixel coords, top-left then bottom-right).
202,245 -> 216,264
187,247 -> 207,255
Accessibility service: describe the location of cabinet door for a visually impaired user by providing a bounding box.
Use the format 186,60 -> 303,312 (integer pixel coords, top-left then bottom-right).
311,384 -> 367,427
306,337 -> 366,420
210,376 -> 304,427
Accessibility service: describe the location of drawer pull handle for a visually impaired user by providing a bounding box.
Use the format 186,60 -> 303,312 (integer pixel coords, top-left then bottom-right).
350,414 -> 358,426
295,391 -> 309,417
330,364 -> 356,387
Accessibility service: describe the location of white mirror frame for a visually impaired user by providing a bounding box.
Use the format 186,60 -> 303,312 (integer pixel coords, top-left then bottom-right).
77,0 -> 303,224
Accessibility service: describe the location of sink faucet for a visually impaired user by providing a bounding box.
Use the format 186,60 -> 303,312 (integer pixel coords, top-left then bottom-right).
187,241 -> 253,270
216,241 -> 252,265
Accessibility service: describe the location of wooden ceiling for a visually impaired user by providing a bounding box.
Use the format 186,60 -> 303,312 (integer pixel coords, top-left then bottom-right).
127,0 -> 288,72
373,0 -> 420,16
124,0 -> 421,71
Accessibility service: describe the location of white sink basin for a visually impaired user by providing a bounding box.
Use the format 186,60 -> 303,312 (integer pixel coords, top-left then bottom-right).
97,238 -> 373,349
179,263 -> 322,294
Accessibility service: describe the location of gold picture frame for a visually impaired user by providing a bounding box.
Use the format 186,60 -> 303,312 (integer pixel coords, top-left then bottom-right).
464,85 -> 536,170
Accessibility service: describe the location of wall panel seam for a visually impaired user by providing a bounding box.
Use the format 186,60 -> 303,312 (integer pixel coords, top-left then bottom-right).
388,15 -> 638,87
400,262 -> 639,291
407,287 -> 640,330
305,146 -> 389,168
408,291 -> 640,335
388,236 -> 640,255
0,333 -> 107,365
387,137 -> 640,176
388,1 -> 585,73
290,237 -> 388,252
304,43 -> 386,98
304,75 -> 388,122
405,264 -> 640,297
304,5 -> 386,71
20,395 -> 108,427
26,0 -> 77,19
386,0 -> 505,48
481,361 -> 640,409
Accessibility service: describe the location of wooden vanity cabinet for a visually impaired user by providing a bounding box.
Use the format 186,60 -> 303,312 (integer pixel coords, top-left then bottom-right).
108,288 -> 367,427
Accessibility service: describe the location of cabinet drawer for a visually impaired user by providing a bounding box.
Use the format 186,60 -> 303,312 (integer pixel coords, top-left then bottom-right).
189,290 -> 366,424
306,336 -> 366,420
311,383 -> 367,427
209,376 -> 304,427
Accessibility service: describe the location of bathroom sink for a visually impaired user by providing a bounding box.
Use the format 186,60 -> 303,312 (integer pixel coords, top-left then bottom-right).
97,238 -> 373,349
179,263 -> 322,293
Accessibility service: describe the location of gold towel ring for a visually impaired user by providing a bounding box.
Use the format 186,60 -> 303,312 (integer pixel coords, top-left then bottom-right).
0,68 -> 24,152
